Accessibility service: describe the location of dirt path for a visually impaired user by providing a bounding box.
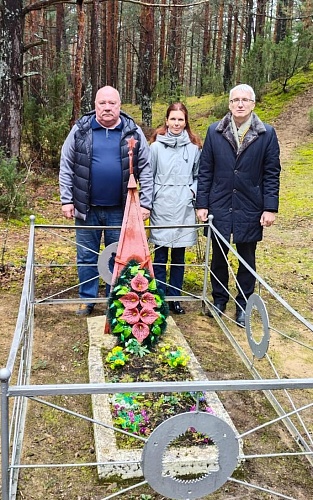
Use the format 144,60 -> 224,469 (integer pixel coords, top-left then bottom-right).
273,86 -> 313,162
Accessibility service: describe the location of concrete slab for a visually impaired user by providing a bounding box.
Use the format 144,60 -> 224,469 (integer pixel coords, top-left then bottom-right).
87,315 -> 241,480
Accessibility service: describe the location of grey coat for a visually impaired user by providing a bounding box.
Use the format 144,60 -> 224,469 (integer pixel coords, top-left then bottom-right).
149,131 -> 201,248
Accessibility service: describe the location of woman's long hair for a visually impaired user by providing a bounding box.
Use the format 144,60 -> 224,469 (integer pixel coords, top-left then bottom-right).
150,102 -> 202,147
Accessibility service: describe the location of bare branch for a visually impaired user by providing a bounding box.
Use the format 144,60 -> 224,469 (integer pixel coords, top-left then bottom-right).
23,0 -> 214,17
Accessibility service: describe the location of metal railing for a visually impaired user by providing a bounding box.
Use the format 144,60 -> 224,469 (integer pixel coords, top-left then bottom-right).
1,215 -> 313,500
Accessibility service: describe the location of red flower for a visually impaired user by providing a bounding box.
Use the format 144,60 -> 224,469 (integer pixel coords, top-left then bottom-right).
131,273 -> 149,292
121,308 -> 140,324
132,322 -> 150,342
140,292 -> 157,309
119,292 -> 139,309
139,307 -> 159,325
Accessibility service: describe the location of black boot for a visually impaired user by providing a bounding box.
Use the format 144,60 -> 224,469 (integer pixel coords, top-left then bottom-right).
170,301 -> 185,314
206,303 -> 226,318
235,309 -> 246,328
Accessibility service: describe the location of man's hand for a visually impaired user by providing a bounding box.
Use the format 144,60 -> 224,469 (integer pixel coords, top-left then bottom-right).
140,207 -> 150,221
62,203 -> 75,219
196,209 -> 209,222
260,211 -> 276,227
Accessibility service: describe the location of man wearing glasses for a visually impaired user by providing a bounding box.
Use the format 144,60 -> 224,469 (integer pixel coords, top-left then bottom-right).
196,84 -> 281,327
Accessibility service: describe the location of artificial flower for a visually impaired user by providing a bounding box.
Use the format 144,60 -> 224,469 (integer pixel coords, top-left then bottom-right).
119,292 -> 140,309
132,322 -> 150,342
130,273 -> 149,292
107,260 -> 168,346
139,307 -> 159,325
140,292 -> 157,309
120,308 -> 140,324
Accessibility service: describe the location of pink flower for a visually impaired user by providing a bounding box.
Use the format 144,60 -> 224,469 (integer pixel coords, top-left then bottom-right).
131,273 -> 149,292
139,307 -> 159,325
121,308 -> 140,324
132,322 -> 150,342
140,292 -> 157,309
119,292 -> 139,309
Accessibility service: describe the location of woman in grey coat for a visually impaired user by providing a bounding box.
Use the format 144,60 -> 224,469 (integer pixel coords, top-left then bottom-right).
149,103 -> 202,314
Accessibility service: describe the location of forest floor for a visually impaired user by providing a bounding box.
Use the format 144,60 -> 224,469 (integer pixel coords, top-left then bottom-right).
0,88 -> 313,499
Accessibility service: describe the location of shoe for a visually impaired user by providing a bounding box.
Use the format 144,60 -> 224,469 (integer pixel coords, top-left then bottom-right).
76,304 -> 94,316
236,310 -> 246,328
206,303 -> 226,318
170,301 -> 185,314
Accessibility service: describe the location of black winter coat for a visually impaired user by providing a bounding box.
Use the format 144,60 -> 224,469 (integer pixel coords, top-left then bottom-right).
195,112 -> 281,243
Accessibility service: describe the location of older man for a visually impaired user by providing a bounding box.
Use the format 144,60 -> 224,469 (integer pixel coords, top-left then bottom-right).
196,84 -> 281,327
60,86 -> 152,315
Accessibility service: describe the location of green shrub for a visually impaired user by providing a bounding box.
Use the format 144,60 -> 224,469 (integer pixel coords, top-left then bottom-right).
0,150 -> 28,217
23,66 -> 72,169
211,98 -> 229,119
199,62 -> 224,96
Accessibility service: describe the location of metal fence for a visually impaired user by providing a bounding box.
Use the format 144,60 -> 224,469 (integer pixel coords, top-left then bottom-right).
1,215 -> 313,500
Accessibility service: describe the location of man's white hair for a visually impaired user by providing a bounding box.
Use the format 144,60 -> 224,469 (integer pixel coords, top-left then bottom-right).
229,84 -> 255,102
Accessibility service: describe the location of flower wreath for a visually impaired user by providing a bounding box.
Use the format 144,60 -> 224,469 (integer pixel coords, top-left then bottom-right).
107,260 -> 169,346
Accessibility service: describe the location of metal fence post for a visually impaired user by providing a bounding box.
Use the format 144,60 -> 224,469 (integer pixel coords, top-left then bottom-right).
201,215 -> 213,310
1,368 -> 11,500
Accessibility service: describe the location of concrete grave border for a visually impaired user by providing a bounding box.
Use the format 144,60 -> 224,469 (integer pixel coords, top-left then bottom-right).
87,315 -> 242,480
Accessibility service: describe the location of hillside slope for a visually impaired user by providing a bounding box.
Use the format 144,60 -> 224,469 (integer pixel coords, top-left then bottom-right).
273,85 -> 313,162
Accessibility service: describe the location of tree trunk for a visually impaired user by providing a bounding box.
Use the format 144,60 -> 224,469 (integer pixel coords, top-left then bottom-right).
188,17 -> 195,93
138,0 -> 154,127
70,0 -> 85,127
303,0 -> 313,29
274,0 -> 293,43
90,0 -> 100,102
236,0 -> 246,82
158,0 -> 166,79
223,3 -> 233,91
216,0 -> 224,71
255,0 -> 266,39
55,3 -> 65,57
199,2 -> 210,95
245,0 -> 254,53
105,0 -> 119,87
231,0 -> 239,80
167,0 -> 182,100
0,0 -> 24,157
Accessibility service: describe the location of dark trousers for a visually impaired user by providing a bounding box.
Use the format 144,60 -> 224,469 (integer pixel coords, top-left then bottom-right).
211,236 -> 257,310
153,246 -> 186,297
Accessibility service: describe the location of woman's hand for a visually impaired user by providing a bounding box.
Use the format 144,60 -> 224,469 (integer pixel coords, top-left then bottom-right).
141,207 -> 150,221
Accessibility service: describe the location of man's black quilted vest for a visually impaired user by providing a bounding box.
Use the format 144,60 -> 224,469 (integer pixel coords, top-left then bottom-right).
72,111 -> 141,216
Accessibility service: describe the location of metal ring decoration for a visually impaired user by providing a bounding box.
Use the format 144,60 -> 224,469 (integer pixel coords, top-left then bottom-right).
142,412 -> 239,500
97,242 -> 118,285
245,293 -> 270,359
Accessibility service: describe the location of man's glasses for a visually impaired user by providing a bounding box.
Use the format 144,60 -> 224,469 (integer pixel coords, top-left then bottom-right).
229,98 -> 254,104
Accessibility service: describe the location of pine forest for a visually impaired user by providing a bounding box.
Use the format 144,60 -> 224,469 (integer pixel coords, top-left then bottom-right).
0,0 -> 313,160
